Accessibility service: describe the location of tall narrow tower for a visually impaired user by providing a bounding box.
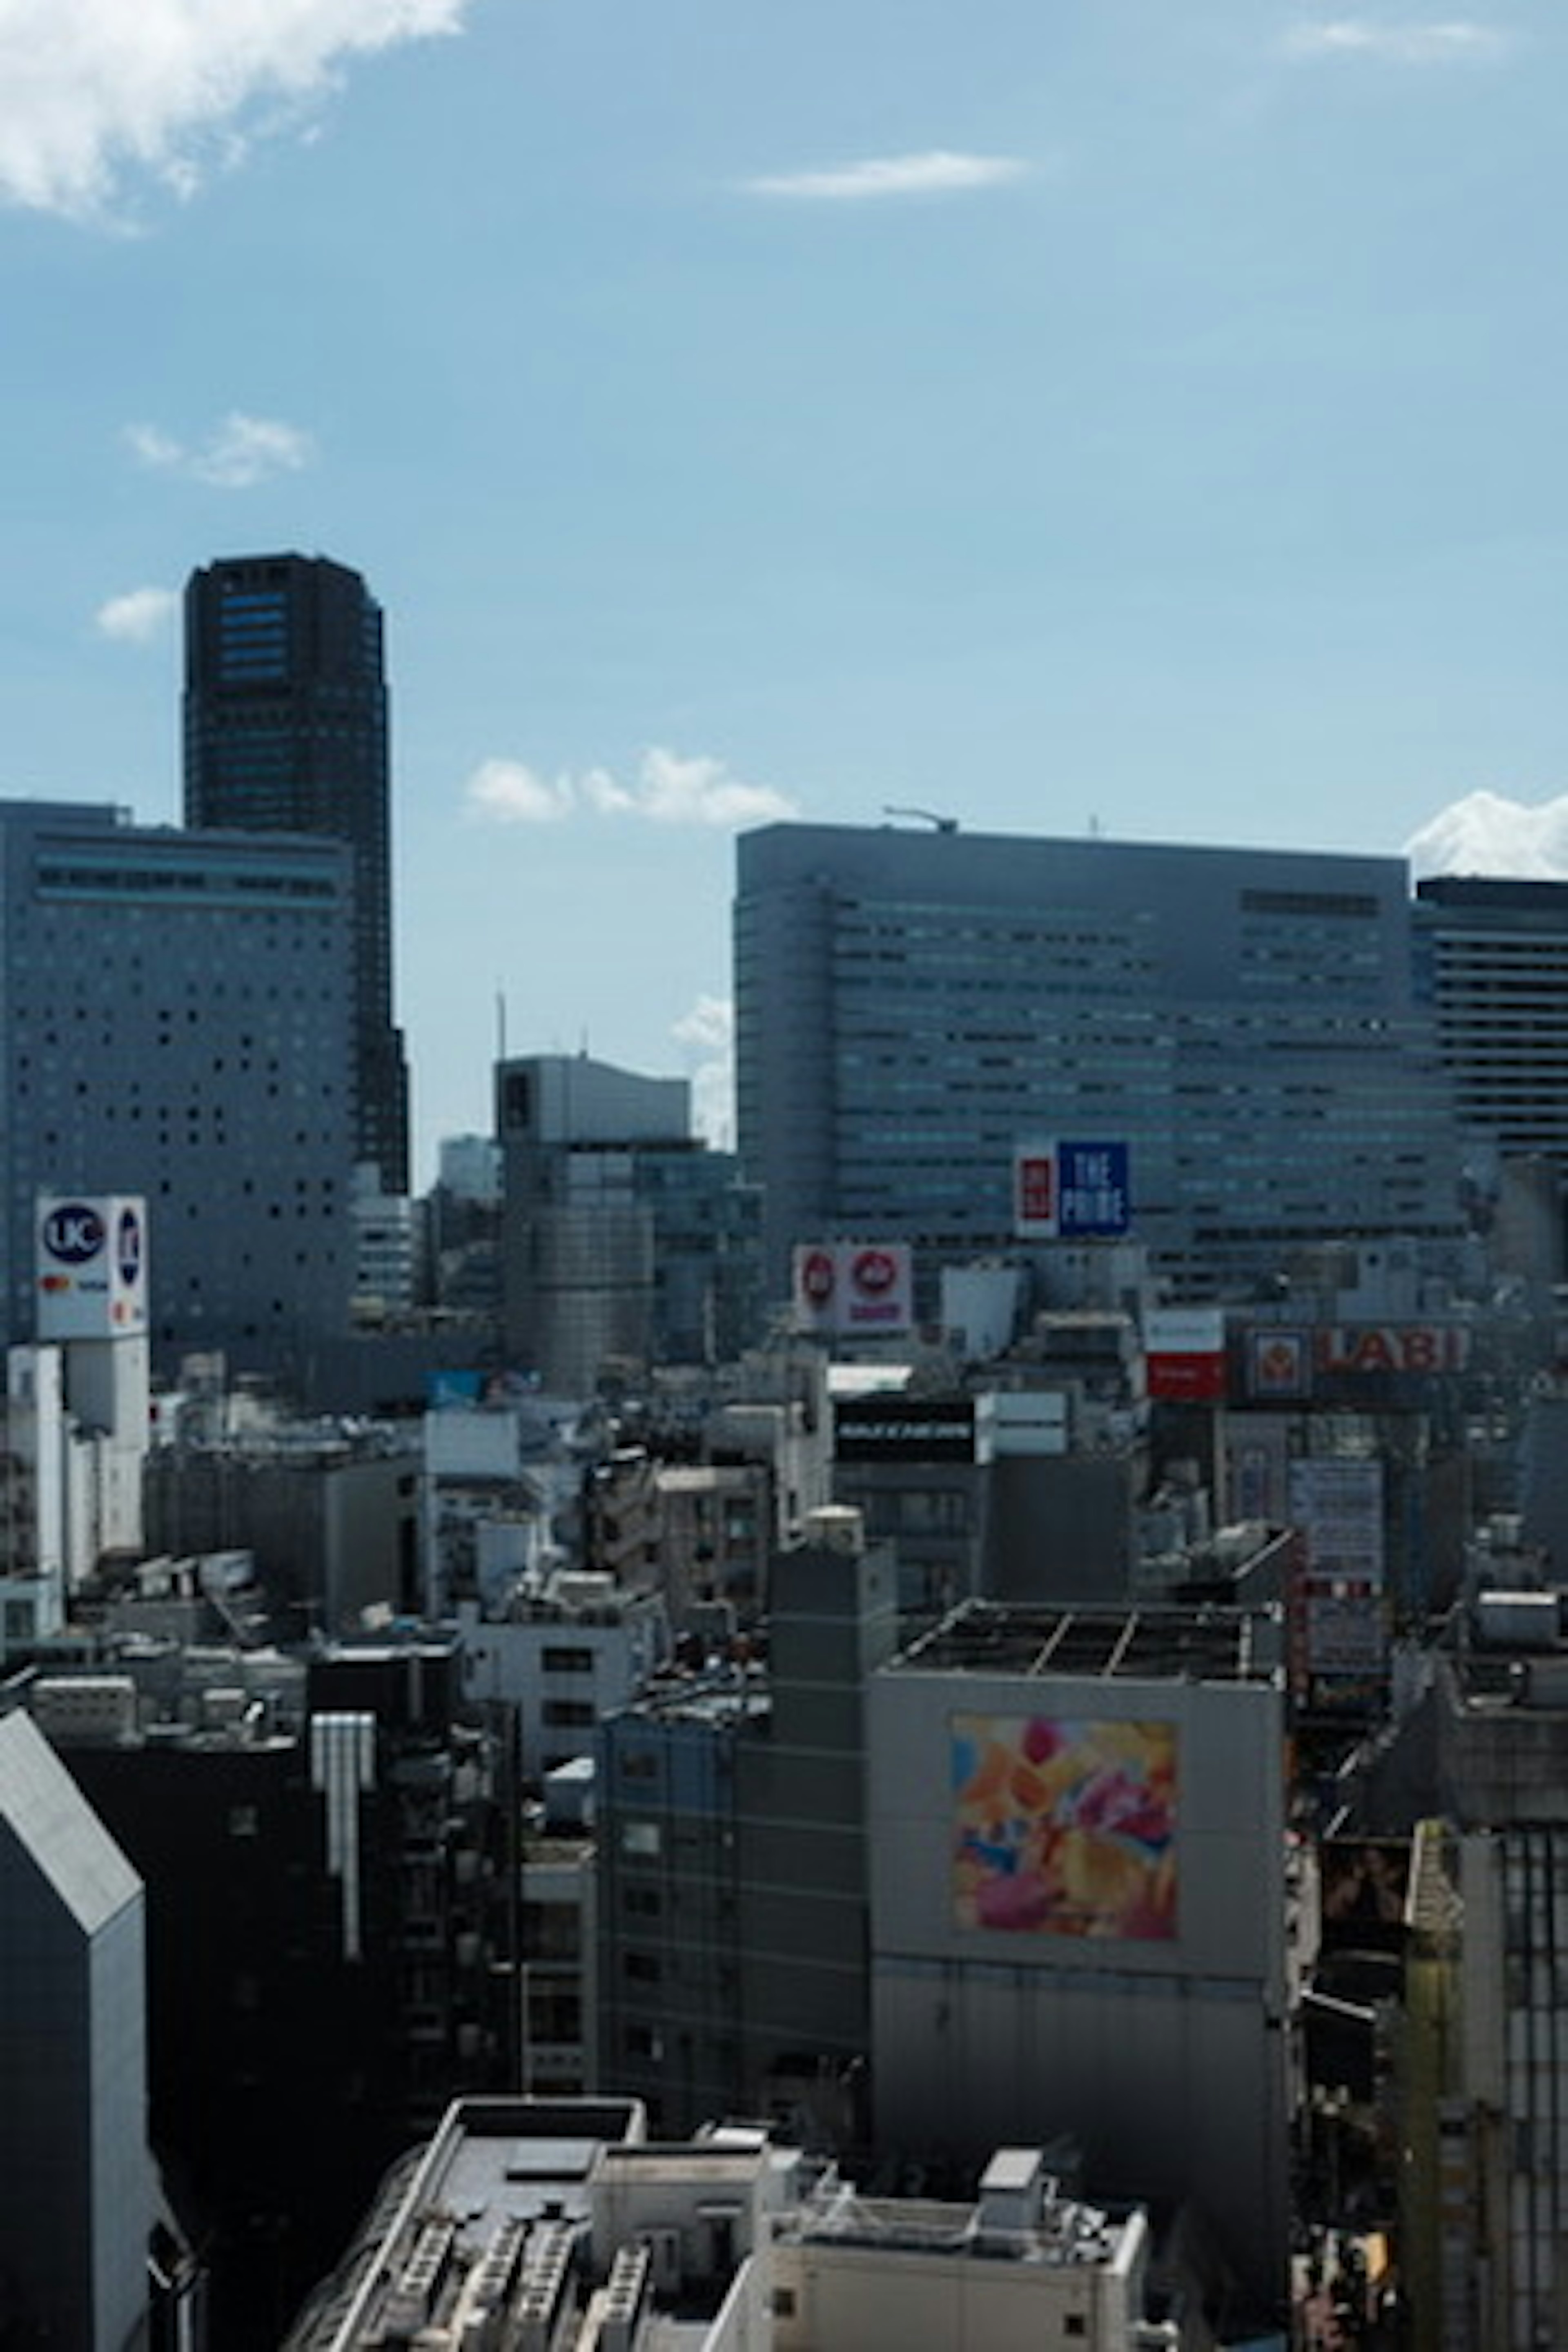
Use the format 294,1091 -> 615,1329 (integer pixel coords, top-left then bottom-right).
184,552 -> 409,1192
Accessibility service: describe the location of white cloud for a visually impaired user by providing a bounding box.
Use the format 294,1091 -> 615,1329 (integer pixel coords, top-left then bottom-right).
466,747 -> 798,830
95,584 -> 177,644
466,760 -> 576,825
1283,20 -> 1510,64
125,410 -> 315,488
0,0 -> 468,221
1405,790 -> 1568,880
673,995 -> 735,1151
744,150 -> 1031,201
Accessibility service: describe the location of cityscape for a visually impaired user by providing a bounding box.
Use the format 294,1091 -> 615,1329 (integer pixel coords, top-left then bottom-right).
6,7 -> 1568,2349
4,548 -> 1568,2349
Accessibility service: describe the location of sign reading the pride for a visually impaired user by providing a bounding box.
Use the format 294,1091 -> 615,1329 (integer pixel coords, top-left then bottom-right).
1013,1141 -> 1131,1240
952,1713 -> 1178,1941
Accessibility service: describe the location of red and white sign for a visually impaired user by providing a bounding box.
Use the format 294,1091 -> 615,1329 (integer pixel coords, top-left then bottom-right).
793,1241 -> 915,1336
1145,1306 -> 1226,1402
1014,1152 -> 1056,1236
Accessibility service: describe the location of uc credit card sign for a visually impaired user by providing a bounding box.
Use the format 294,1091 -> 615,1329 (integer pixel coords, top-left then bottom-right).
1014,1142 -> 1131,1240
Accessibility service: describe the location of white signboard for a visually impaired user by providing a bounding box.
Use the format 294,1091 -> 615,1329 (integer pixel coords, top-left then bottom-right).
35,1195 -> 147,1340
793,1242 -> 915,1336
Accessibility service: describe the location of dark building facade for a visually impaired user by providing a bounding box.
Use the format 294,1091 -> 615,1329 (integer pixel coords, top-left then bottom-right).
42,1643 -> 516,2349
184,552 -> 409,1192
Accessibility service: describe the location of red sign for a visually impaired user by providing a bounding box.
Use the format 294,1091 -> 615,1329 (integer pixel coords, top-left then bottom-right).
1317,1325 -> 1470,1376
1147,1351 -> 1227,1402
1016,1154 -> 1054,1229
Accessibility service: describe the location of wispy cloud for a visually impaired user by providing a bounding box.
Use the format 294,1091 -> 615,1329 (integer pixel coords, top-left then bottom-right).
125,411 -> 315,488
95,584 -> 178,644
467,747 -> 799,830
744,150 -> 1031,202
0,0 -> 468,222
1283,20 -> 1511,65
673,995 -> 735,1150
1406,790 -> 1568,880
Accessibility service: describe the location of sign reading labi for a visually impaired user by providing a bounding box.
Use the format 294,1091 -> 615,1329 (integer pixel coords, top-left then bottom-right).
1013,1141 -> 1131,1241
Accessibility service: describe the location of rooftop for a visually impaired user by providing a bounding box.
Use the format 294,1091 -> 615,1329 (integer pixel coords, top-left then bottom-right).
889,1600 -> 1279,1686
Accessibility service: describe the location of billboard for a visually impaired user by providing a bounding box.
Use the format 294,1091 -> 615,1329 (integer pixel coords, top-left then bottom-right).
35,1195 -> 147,1340
835,1393 -> 991,1464
1145,1305 -> 1227,1402
952,1712 -> 1178,1940
1289,1458 -> 1385,1588
1246,1323 -> 1471,1401
792,1241 -> 914,1336
1013,1141 -> 1131,1241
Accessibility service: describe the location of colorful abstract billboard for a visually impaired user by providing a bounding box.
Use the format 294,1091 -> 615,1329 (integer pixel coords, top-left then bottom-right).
952,1713 -> 1178,1941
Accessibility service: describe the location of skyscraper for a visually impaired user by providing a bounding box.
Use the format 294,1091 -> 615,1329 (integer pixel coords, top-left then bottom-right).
735,820 -> 1466,1302
0,797 -> 356,1362
1415,875 -> 1568,1169
184,552 -> 409,1191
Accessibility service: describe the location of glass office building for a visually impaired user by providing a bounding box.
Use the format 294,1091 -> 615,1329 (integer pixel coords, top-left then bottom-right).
735,822 -> 1466,1303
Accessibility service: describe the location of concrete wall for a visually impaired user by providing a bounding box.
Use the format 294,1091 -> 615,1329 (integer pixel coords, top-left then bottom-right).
866,1658 -> 1289,2310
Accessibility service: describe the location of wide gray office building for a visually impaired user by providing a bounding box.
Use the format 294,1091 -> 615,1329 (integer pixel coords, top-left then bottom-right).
0,798 -> 357,1366
735,822 -> 1466,1303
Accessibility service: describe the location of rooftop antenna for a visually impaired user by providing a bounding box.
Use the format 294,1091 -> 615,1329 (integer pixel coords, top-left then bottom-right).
882,804 -> 958,833
496,987 -> 507,1064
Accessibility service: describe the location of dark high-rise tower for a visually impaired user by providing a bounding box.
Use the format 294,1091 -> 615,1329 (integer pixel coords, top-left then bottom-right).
184,552 -> 409,1191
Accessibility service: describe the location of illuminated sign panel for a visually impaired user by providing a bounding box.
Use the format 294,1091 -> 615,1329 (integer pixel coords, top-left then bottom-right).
952,1713 -> 1178,1941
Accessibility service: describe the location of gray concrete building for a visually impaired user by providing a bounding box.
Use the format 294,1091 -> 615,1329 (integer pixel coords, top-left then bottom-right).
0,1706 -> 151,2349
596,1514 -> 899,2143
0,797 -> 357,1369
867,1600 -> 1290,2322
735,821 -> 1465,1306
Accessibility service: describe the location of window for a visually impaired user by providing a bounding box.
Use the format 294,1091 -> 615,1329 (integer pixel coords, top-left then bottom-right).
542,1699 -> 596,1728
624,1951 -> 661,1982
543,1644 -> 594,1674
621,1821 -> 661,1858
772,2289 -> 796,2318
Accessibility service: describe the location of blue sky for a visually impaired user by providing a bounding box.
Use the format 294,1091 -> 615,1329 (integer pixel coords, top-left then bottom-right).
1,0 -> 1564,1182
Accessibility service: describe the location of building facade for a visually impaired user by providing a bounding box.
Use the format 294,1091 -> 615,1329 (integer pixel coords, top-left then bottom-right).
0,798 -> 357,1367
184,552 -> 409,1191
497,1054 -> 760,1391
735,822 -> 1465,1305
867,1599 -> 1290,2321
1416,874 -> 1568,1166
0,1707 -> 150,2351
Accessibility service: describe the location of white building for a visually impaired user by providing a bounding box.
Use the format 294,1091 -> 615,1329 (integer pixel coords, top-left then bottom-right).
457,1570 -> 668,1780
281,2098 -> 1174,2352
